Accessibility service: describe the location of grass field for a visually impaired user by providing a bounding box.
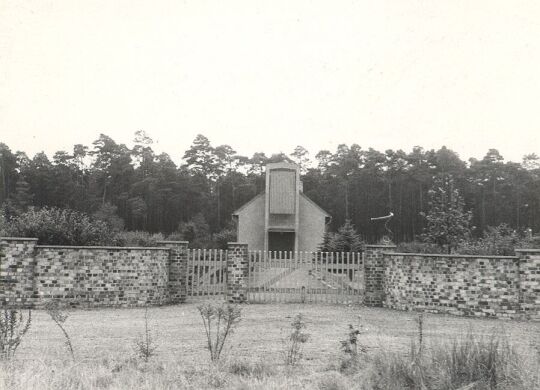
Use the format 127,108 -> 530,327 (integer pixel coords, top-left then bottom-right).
1,302 -> 539,389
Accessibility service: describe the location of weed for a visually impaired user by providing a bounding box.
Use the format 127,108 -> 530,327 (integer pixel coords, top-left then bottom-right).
197,302 -> 242,361
0,309 -> 32,360
368,329 -> 530,390
133,307 -> 158,362
415,312 -> 424,359
284,313 -> 309,366
228,359 -> 275,379
317,371 -> 350,390
44,300 -> 75,360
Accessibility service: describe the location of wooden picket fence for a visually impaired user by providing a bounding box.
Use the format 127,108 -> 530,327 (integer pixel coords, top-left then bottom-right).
248,251 -> 364,303
186,249 -> 364,303
186,249 -> 227,300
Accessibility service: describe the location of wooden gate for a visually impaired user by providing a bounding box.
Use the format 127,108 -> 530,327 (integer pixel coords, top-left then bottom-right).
247,251 -> 364,303
187,249 -> 227,300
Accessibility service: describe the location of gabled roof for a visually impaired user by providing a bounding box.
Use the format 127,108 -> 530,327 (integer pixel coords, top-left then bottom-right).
232,191 -> 330,218
232,193 -> 264,215
300,192 -> 331,217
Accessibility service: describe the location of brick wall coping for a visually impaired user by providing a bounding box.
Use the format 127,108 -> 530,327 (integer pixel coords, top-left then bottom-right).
364,244 -> 397,248
0,237 -> 39,241
385,252 -> 519,260
36,245 -> 170,251
514,248 -> 540,253
155,240 -> 189,244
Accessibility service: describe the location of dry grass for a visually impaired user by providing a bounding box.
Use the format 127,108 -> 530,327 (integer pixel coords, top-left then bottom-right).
1,303 -> 538,389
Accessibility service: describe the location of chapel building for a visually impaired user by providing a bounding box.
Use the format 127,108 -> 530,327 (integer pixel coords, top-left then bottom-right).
232,161 -> 330,252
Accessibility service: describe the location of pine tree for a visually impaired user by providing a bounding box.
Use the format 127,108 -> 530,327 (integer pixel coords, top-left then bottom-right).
421,175 -> 472,253
320,220 -> 364,252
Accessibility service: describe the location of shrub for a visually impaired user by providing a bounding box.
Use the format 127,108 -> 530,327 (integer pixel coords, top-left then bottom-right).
113,231 -> 165,247
213,227 -> 237,250
458,224 -> 535,256
339,321 -> 367,373
197,302 -> 242,361
4,207 -> 115,246
44,300 -> 75,360
0,309 -> 32,360
284,313 -> 310,366
420,175 -> 472,254
178,213 -> 211,247
396,241 -> 446,254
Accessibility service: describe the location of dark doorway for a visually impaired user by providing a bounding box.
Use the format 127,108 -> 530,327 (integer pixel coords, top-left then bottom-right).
268,231 -> 295,253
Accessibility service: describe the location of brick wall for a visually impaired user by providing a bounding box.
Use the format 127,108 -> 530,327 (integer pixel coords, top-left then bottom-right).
383,253 -> 521,318
2,235 -> 538,319
0,237 -> 188,308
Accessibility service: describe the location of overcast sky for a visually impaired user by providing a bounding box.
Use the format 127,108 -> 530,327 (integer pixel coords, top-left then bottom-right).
1,0 -> 539,164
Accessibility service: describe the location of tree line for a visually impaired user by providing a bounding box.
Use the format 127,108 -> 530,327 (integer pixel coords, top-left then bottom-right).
1,132 -> 539,243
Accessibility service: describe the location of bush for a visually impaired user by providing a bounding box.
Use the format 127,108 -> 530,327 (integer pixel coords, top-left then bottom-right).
113,231 -> 165,247
284,314 -> 310,366
213,227 -> 237,250
3,207 -> 115,246
396,241 -> 447,254
44,300 -> 74,360
0,309 -> 32,360
197,302 -> 242,361
339,322 -> 367,373
398,225 -> 540,255
457,224 -> 540,256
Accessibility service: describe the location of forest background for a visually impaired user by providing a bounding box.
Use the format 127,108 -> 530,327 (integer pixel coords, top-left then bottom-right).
1,131 -> 539,247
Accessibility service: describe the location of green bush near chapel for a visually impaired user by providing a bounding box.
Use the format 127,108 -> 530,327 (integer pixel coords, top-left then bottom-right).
3,207 -> 115,246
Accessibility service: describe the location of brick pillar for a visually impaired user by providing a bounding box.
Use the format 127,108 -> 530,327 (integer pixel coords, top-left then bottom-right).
226,242 -> 249,304
157,241 -> 189,304
0,237 -> 38,309
363,244 -> 396,307
515,249 -> 540,321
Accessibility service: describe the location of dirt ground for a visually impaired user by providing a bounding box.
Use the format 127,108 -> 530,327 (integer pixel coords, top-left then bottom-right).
14,302 -> 539,369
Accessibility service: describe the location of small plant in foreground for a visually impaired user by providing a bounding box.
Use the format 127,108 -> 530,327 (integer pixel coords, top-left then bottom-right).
133,307 -> 158,362
415,312 -> 424,359
0,309 -> 32,360
197,302 -> 242,361
339,319 -> 367,372
44,300 -> 75,359
284,313 -> 310,366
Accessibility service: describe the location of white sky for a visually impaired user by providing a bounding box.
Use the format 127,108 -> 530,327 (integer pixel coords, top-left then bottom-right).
1,0 -> 539,164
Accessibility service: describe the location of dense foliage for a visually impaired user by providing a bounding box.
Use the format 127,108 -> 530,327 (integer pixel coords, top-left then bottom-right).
3,207 -> 115,246
1,132 -> 539,243
421,175 -> 472,253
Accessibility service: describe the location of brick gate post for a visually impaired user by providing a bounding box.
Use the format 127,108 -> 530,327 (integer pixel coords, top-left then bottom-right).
226,242 -> 249,304
157,240 -> 189,304
363,244 -> 396,307
0,237 -> 38,309
515,248 -> 540,321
